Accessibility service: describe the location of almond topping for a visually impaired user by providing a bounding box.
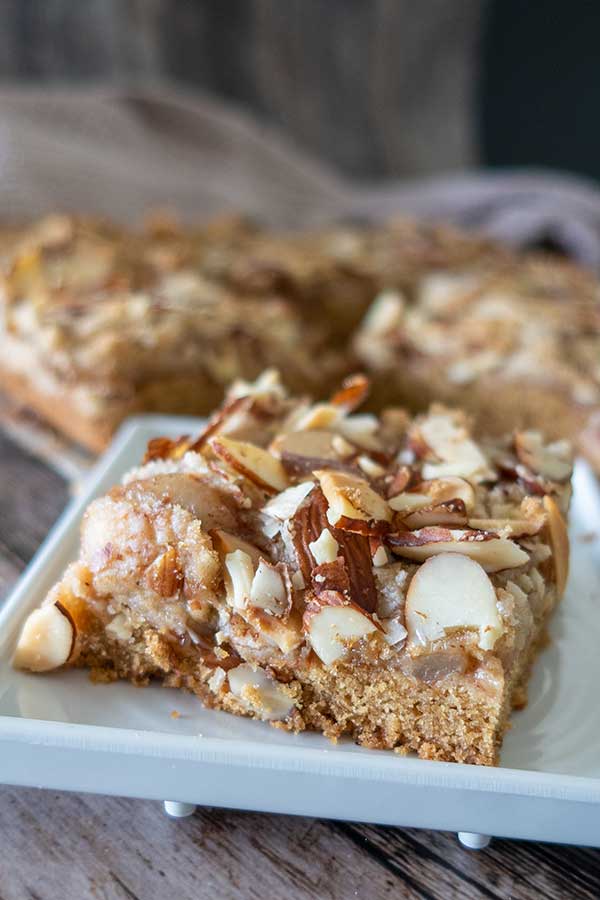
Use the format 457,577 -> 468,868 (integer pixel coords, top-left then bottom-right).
329,374 -> 370,412
308,528 -> 340,565
415,411 -> 494,482
274,430 -> 354,477
543,495 -> 570,597
315,469 -> 392,534
304,595 -> 378,666
289,489 -> 378,612
210,436 -> 287,493
224,549 -> 255,610
250,559 -> 291,616
13,603 -> 75,672
386,527 -> 529,573
405,553 -> 504,651
514,431 -> 572,483
146,547 -> 182,597
143,435 -> 191,464
357,455 -> 386,478
262,481 -> 314,521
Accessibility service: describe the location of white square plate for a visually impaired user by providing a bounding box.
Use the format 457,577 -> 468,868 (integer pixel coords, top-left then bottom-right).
1,416 -> 600,846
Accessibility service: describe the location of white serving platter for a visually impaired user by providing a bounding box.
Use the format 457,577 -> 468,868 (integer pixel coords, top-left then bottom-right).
1,415 -> 600,848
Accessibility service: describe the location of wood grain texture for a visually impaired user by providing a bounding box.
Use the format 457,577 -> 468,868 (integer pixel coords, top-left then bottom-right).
1,427 -> 600,899
0,0 -> 483,178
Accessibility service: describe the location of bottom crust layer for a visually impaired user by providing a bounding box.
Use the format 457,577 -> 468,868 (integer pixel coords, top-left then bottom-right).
74,620 -> 548,767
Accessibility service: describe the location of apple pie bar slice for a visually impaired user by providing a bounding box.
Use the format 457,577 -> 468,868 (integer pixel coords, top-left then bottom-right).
13,372 -> 572,765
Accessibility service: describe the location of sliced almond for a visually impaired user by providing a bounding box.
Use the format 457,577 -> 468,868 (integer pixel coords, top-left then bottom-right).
543,495 -> 570,597
311,558 -> 351,598
309,528 -> 340,565
389,476 -> 475,514
357,455 -> 386,479
381,617 -> 408,645
469,497 -> 547,538
146,547 -> 182,597
405,553 -> 504,651
249,559 -> 291,616
293,403 -> 342,431
224,549 -> 255,610
211,530 -> 263,565
143,435 -> 191,464
416,411 -> 494,482
304,596 -> 378,666
227,663 -> 294,721
337,414 -> 382,451
331,434 -> 357,459
289,489 -> 378,612
401,499 -> 468,530
386,527 -> 529,573
360,290 -> 404,336
186,395 -> 253,452
247,608 -> 303,653
372,543 -> 391,567
514,431 -> 572,483
315,469 -> 392,534
273,430 -> 355,477
262,481 -> 315,521
210,436 -> 287,493
329,374 -> 370,412
13,603 -> 75,672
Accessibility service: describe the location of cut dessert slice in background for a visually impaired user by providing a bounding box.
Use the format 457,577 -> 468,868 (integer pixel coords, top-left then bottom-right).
12,371 -> 573,766
354,248 -> 600,472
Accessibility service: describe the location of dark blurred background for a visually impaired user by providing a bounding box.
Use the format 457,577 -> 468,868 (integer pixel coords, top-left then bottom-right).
0,0 -> 598,183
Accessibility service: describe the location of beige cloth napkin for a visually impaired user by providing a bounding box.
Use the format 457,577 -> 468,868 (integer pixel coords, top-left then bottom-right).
2,84 -> 600,478
2,85 -> 600,266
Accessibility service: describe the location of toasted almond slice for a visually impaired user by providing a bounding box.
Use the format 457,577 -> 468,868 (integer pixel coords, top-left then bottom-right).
262,481 -> 315,521
211,530 -> 263,565
514,431 -> 572,483
273,430 -> 354,477
372,543 -> 391,567
227,663 -> 294,721
290,488 -> 378,612
13,603 -> 75,672
389,476 -> 475,514
304,597 -> 378,665
210,436 -> 287,493
247,607 -> 304,653
380,617 -> 408,645
250,559 -> 290,616
402,499 -> 468,530
146,546 -> 182,597
337,414 -> 382,451
224,549 -> 255,610
543,495 -> 570,597
309,528 -> 340,565
315,469 -> 392,534
386,528 -> 529,573
331,434 -> 357,458
360,290 -> 404,336
405,553 -> 503,651
293,403 -> 342,431
143,435 -> 191,464
329,374 -> 370,412
416,411 -> 494,482
357,455 -> 386,478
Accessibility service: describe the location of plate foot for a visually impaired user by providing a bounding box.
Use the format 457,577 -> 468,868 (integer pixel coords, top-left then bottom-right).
458,831 -> 491,850
163,801 -> 197,818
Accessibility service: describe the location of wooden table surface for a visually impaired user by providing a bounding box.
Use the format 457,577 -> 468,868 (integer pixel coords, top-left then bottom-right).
2,427 -> 600,900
